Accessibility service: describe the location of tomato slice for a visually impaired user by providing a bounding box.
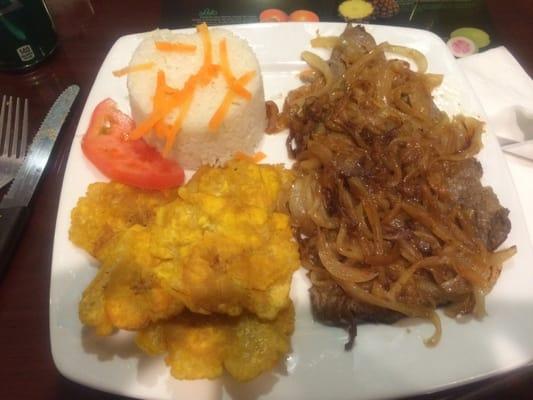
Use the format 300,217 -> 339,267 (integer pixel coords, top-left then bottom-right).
81,98 -> 185,190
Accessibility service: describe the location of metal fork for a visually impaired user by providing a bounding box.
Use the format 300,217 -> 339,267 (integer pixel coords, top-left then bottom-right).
0,95 -> 28,190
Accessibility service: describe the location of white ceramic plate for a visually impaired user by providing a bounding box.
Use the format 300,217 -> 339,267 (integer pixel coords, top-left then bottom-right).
50,23 -> 533,400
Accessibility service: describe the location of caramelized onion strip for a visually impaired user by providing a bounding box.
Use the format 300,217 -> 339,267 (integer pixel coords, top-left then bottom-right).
311,36 -> 341,49
318,231 -> 378,283
301,51 -> 334,98
383,43 -> 428,73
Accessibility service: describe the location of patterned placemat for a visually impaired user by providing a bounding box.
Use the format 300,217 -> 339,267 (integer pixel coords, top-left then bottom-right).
161,0 -> 497,49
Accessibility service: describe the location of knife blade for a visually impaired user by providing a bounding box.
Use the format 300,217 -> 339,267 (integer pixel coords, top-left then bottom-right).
0,85 -> 79,277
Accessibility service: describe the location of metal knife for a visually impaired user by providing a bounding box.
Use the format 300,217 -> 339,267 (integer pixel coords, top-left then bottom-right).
0,85 -> 79,276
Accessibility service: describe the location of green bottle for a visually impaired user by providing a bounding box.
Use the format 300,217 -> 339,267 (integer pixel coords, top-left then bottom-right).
0,0 -> 57,71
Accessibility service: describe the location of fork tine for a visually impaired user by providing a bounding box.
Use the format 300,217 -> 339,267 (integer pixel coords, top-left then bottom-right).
2,96 -> 12,156
0,95 -> 6,154
20,98 -> 28,158
12,97 -> 20,157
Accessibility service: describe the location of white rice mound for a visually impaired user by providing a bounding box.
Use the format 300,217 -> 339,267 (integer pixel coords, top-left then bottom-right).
127,28 -> 266,169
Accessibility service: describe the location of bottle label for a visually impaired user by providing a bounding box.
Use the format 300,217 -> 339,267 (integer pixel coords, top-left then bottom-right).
0,0 -> 22,17
16,44 -> 35,62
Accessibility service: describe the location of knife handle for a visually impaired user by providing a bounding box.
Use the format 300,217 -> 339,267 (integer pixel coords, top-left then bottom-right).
0,206 -> 30,278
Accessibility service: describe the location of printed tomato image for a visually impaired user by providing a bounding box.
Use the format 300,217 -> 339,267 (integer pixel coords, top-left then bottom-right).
259,8 -> 289,22
289,10 -> 320,22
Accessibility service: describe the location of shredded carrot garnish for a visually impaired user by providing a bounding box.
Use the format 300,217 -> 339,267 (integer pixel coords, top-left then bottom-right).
234,151 -> 266,163
208,91 -> 233,133
153,73 -> 171,138
235,71 -> 256,86
219,39 -> 231,78
219,39 -> 252,99
196,22 -> 218,85
154,122 -> 170,138
164,76 -> 197,154
130,99 -> 183,140
208,71 -> 255,132
129,24 -> 258,148
228,80 -> 252,99
153,70 -> 167,111
155,41 -> 197,53
130,70 -> 180,140
197,23 -> 211,66
130,70 -> 197,146
112,62 -> 154,77
129,111 -> 166,140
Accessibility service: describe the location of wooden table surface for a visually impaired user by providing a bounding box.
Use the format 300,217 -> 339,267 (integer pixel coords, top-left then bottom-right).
0,1 -> 532,399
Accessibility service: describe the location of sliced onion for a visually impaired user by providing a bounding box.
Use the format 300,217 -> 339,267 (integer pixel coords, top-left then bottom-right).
311,36 -> 341,49
338,280 -> 432,319
424,73 -> 444,91
318,232 -> 377,283
336,223 -> 364,261
384,43 -> 428,73
338,280 -> 442,346
301,51 -> 334,97
362,199 -> 384,254
389,255 -> 451,298
288,177 -> 313,231
472,287 -> 487,319
364,242 -> 400,266
490,246 -> 517,265
423,311 -> 442,347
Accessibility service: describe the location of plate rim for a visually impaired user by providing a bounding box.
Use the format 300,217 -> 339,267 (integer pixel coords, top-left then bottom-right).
49,22 -> 533,400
